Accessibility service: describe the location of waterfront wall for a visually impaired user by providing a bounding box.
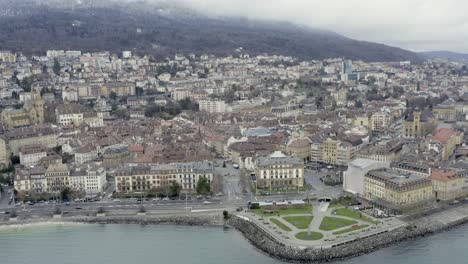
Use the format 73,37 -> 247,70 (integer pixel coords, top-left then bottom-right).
228,209 -> 468,263
0,214 -> 224,227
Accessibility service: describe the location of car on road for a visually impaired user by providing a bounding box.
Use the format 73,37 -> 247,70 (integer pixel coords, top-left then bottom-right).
215,192 -> 224,197
203,201 -> 212,205
113,199 -> 121,203
162,197 -> 169,201
75,207 -> 82,210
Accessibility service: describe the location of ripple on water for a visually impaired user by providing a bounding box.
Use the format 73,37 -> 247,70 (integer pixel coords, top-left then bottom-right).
0,223 -> 467,264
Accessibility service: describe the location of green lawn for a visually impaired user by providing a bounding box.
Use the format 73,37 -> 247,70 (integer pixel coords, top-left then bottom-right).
295,231 -> 324,241
332,208 -> 379,224
270,218 -> 292,231
332,224 -> 369,235
252,206 -> 313,216
319,217 -> 357,231
283,216 -> 313,229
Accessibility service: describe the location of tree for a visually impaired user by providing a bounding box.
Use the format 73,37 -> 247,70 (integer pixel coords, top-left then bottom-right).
223,210 -> 230,220
169,181 -> 182,197
196,177 -> 211,195
53,58 -> 61,75
109,91 -> 118,101
60,187 -> 71,201
145,104 -> 162,117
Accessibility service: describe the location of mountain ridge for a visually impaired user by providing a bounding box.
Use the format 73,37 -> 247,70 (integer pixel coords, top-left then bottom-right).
419,51 -> 468,63
0,0 -> 423,62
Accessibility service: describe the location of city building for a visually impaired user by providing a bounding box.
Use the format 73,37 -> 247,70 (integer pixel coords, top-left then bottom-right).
0,87 -> 44,129
70,164 -> 107,196
343,158 -> 390,196
19,144 -> 48,167
313,137 -> 364,166
3,126 -> 58,156
287,137 -> 312,162
428,128 -> 464,160
199,99 -> 228,113
55,103 -> 104,128
357,140 -> 403,162
364,168 -> 433,213
430,169 -> 465,201
114,161 -> 214,193
255,151 -> 304,192
403,111 -> 437,139
45,162 -> 70,193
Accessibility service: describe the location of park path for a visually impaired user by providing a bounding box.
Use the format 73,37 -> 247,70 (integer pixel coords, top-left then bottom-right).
307,202 -> 328,231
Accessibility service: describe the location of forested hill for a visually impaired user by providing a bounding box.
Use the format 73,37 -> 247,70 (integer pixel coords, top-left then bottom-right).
0,0 -> 422,62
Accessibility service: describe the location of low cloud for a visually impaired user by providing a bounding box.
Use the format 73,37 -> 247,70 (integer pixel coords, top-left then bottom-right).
174,0 -> 468,53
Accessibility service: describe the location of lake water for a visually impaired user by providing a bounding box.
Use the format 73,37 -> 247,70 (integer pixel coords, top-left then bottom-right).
0,223 -> 466,264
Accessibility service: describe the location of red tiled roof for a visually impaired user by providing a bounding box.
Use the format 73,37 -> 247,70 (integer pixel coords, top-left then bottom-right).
430,169 -> 458,182
430,128 -> 457,144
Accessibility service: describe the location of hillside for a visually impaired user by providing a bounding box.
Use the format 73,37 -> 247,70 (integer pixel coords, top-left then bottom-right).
419,51 -> 468,63
0,0 -> 423,62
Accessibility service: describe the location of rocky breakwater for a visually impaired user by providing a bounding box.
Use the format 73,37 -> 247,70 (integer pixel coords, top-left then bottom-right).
64,214 -> 225,227
228,211 -> 468,263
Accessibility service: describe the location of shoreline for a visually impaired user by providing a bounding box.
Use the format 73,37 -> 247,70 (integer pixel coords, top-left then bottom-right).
1,206 -> 467,263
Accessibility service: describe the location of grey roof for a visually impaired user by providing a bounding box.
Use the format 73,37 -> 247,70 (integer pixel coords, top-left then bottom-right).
257,154 -> 303,167
116,161 -> 214,175
366,168 -> 431,190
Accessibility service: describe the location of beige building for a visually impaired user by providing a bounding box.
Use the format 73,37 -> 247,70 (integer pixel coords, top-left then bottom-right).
114,161 -> 214,193
4,126 -> 58,156
0,50 -> 16,63
287,137 -> 312,162
430,170 -> 465,201
45,163 -> 70,193
403,111 -> 437,139
55,103 -> 104,128
364,168 -> 433,213
357,140 -> 403,162
1,87 -> 44,129
428,128 -> 464,160
312,137 -> 364,166
255,151 -> 304,193
370,112 -> 391,132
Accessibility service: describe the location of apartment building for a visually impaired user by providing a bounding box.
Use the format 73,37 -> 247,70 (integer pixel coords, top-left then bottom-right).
199,99 -> 228,113
114,161 -> 214,193
19,144 -> 48,167
364,168 -> 433,213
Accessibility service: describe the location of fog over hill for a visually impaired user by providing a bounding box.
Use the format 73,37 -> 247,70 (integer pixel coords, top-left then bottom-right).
0,0 -> 422,62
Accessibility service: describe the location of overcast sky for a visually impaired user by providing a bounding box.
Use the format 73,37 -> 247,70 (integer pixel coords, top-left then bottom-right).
176,0 -> 468,53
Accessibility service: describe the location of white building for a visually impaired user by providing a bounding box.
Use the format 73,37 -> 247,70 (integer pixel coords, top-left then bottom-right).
74,145 -> 99,164
19,144 -> 48,167
342,158 -> 389,196
199,99 -> 229,113
70,164 -> 107,196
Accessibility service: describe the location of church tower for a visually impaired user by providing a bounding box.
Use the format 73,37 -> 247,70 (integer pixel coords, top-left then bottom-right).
30,85 -> 45,124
